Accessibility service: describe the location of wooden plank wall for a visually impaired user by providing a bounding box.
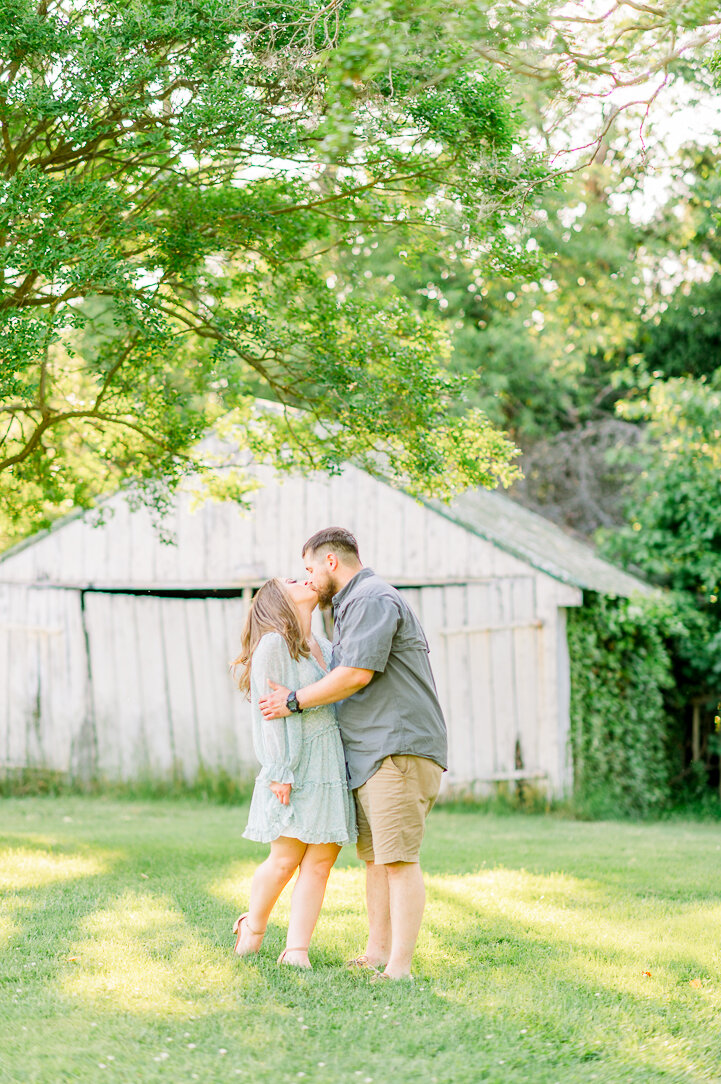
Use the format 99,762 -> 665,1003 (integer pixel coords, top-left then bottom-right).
0,466 -> 536,588
0,585 -> 91,774
0,576 -> 570,791
82,592 -> 256,781
398,577 -> 557,791
0,585 -> 258,782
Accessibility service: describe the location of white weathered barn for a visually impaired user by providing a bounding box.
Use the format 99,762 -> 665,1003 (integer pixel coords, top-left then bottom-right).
0,463 -> 648,795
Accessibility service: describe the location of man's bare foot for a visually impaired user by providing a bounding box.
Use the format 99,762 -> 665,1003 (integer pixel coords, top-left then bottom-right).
371,968 -> 414,982
233,913 -> 265,956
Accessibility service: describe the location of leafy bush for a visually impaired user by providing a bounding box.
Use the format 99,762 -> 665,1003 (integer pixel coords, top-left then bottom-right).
567,593 -> 679,818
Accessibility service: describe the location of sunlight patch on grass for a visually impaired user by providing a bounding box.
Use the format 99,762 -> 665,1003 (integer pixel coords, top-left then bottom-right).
427,865 -> 721,1084
0,847 -> 108,890
421,923 -> 716,1081
545,946 -> 721,1010
0,912 -> 20,949
208,860 -> 262,908
425,868 -> 721,1009
634,1031 -> 714,1081
61,891 -> 240,1017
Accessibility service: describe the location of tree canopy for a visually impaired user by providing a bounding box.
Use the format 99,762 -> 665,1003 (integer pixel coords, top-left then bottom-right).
0,0 -> 544,540
2,0 -> 719,544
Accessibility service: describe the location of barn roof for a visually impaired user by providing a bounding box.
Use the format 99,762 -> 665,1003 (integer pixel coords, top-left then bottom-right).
0,503 -> 87,564
427,487 -> 650,598
0,464 -> 649,599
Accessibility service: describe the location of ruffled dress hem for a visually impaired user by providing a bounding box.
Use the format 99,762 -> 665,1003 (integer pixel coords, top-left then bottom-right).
242,828 -> 356,846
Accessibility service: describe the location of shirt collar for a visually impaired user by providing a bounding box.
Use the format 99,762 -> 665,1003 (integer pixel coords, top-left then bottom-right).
332,567 -> 374,610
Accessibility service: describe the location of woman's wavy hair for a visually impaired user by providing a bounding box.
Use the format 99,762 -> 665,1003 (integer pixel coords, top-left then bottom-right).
233,578 -> 310,698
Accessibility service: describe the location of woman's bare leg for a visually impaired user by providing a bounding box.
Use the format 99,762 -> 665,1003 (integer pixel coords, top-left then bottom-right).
282,842 -> 341,966
235,836 -> 307,955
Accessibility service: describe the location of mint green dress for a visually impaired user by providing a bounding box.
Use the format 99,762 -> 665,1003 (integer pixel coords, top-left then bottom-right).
243,632 -> 357,846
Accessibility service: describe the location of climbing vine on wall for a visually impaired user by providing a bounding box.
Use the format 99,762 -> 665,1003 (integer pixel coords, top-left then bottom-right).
567,593 -> 679,817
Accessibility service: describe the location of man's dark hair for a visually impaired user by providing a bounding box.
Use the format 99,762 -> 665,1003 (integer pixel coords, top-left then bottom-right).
302,527 -> 360,562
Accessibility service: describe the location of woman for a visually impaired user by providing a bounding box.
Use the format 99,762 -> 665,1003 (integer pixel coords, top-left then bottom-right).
232,577 -> 356,969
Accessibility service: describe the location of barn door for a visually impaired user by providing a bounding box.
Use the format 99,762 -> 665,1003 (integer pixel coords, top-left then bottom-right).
82,592 -> 256,780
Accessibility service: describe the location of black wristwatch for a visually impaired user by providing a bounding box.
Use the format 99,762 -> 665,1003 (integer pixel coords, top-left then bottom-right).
286,690 -> 303,714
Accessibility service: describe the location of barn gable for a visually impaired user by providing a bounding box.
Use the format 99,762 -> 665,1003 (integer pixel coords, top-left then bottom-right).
0,463 -> 645,598
0,463 -> 573,593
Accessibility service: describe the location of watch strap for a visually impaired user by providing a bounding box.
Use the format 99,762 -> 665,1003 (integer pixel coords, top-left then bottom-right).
286,690 -> 303,714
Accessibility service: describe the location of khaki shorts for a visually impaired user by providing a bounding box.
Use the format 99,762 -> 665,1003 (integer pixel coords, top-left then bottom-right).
354,755 -> 443,865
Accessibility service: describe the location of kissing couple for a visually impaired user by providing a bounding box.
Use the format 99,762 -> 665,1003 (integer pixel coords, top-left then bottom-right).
232,526 -> 447,981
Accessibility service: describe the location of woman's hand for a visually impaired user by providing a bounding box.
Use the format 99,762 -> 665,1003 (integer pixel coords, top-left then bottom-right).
270,781 -> 291,805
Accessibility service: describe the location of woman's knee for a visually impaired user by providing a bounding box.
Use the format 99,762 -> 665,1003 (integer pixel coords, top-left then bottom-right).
267,838 -> 306,879
299,856 -> 336,882
267,854 -> 300,881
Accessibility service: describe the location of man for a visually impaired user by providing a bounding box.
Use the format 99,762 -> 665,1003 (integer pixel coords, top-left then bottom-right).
259,526 -> 447,981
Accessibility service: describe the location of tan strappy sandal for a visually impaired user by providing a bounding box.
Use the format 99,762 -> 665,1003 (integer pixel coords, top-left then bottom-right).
277,947 -> 312,970
232,912 -> 266,956
346,954 -> 382,972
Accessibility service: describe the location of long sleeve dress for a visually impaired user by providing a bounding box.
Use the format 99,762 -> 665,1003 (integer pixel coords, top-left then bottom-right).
243,631 -> 357,846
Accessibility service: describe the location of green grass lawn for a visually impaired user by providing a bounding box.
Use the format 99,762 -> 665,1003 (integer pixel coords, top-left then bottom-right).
1,799 -> 721,1084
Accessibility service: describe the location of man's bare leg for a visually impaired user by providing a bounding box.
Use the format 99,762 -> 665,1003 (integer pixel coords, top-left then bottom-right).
362,860 -> 391,966
383,860 -> 425,979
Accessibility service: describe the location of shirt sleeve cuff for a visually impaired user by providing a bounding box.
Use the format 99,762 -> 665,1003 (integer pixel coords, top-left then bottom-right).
338,654 -> 386,673
259,765 -> 295,785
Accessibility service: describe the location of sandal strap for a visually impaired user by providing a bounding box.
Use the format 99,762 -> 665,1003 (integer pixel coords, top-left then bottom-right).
236,913 -> 266,937
277,947 -> 312,967
346,955 -> 382,970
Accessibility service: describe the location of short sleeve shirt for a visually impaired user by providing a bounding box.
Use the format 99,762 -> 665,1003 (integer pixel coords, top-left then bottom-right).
331,568 -> 448,790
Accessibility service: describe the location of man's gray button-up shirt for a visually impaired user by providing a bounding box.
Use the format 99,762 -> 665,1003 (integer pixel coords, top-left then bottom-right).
331,568 -> 448,790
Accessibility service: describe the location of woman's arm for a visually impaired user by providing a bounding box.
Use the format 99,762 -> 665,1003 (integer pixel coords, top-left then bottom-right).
252,634 -> 304,789
259,665 -> 374,720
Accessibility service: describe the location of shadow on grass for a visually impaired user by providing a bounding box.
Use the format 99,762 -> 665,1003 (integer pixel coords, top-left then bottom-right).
1,808 -> 721,1083
420,875 -> 721,1081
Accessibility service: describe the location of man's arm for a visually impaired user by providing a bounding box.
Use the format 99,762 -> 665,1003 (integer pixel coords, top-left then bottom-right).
259,666 -> 373,720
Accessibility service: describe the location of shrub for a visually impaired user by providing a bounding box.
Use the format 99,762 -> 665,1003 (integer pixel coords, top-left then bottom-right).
567,593 -> 678,817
